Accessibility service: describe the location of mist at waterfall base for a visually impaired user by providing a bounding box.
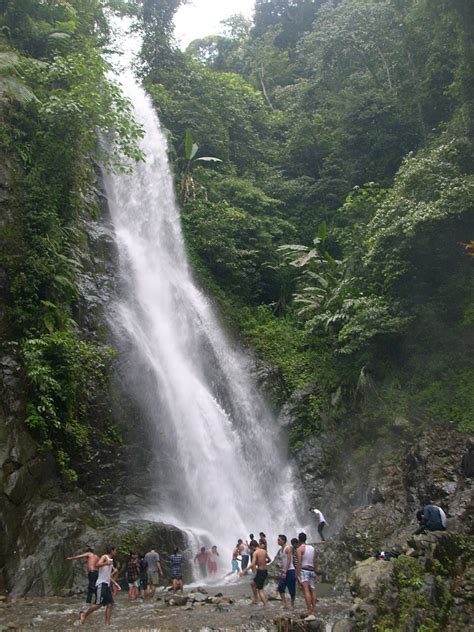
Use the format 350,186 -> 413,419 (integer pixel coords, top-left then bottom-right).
103,66 -> 308,576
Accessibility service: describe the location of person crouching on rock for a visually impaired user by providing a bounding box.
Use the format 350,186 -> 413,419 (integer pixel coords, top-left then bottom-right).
79,544 -> 117,626
414,504 -> 447,534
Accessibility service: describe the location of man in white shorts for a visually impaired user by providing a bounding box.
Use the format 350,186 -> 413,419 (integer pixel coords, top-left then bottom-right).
296,532 -> 317,615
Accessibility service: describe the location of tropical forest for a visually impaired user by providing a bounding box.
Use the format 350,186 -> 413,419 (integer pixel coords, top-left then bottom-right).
0,1 -> 472,630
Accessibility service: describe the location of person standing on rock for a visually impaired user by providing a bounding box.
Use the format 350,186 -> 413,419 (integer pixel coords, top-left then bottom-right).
144,547 -> 164,599
296,532 -> 317,615
240,539 -> 270,608
310,507 -> 329,541
169,546 -> 184,594
66,546 -> 99,604
276,534 -> 296,609
79,544 -> 116,626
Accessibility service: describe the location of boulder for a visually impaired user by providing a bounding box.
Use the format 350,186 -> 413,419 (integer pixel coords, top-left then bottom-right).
167,594 -> 188,607
349,558 -> 393,602
332,619 -> 354,632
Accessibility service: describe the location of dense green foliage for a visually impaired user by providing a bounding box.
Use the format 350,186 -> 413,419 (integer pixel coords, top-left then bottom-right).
1,0 -> 472,480
134,0 -> 474,443
0,0 -> 142,480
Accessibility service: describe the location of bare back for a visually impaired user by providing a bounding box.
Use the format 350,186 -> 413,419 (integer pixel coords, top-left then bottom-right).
253,547 -> 268,570
87,553 -> 99,572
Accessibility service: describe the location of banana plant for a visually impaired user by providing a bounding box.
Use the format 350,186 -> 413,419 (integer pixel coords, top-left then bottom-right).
180,128 -> 222,202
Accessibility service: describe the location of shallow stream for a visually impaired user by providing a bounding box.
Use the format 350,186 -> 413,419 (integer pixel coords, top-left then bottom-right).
0,581 -> 350,631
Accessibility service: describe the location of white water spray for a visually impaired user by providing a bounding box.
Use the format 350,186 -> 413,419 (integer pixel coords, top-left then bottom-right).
103,68 -> 305,564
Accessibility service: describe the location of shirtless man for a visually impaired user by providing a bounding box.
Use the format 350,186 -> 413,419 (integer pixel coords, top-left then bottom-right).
66,547 -> 99,604
79,545 -> 117,626
240,540 -> 270,607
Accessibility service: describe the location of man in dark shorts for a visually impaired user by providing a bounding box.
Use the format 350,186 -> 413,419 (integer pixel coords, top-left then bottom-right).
277,534 -> 296,609
240,539 -> 270,607
139,553 -> 148,598
66,546 -> 99,604
79,545 -> 117,626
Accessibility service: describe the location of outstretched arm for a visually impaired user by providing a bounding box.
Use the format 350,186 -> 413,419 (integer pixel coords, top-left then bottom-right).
66,552 -> 90,561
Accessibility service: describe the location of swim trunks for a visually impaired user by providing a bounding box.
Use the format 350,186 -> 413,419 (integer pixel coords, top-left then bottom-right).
95,582 -> 113,606
254,569 -> 268,590
300,569 -> 316,590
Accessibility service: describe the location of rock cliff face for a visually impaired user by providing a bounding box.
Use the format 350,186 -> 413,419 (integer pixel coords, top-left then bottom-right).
293,416 -> 473,631
0,173 -> 189,596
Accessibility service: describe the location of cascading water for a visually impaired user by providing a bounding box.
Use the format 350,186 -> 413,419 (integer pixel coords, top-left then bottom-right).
104,69 -> 306,563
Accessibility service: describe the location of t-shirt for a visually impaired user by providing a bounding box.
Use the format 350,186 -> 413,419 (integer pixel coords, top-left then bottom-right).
144,551 -> 160,571
312,508 -> 326,523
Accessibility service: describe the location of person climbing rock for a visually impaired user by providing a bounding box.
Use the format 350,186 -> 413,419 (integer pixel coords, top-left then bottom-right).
66,547 -> 99,604
79,545 -> 116,626
414,504 -> 447,534
309,507 -> 329,541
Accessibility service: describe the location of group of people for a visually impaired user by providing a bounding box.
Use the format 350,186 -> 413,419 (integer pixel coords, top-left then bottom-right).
193,545 -> 220,577
66,507 -> 329,624
67,544 -> 185,626
234,531 -> 319,614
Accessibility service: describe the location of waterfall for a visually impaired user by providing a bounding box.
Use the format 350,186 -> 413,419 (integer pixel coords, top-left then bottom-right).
103,71 -> 305,562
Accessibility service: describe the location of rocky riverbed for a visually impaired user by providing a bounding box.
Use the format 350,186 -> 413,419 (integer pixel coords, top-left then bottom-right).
0,580 -> 351,631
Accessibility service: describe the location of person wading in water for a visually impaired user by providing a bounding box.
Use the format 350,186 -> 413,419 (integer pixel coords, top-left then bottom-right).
276,534 -> 296,609
66,547 -> 99,605
296,532 -> 317,615
240,539 -> 270,608
79,545 -> 117,626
